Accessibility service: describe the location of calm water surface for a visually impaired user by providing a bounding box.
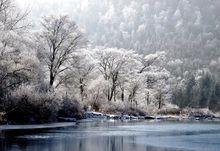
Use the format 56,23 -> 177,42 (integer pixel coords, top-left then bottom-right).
1,120 -> 220,151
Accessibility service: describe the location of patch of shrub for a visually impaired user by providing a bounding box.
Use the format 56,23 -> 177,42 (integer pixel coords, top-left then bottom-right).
58,97 -> 84,119
103,102 -> 146,116
91,101 -> 102,112
83,99 -> 103,112
5,85 -> 59,124
157,108 -> 182,115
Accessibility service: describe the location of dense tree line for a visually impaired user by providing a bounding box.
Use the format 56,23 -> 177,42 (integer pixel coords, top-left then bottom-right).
0,0 -> 219,123
62,0 -> 220,111
31,0 -> 220,111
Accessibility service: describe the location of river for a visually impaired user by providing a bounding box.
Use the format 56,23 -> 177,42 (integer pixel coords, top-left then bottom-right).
1,120 -> 220,151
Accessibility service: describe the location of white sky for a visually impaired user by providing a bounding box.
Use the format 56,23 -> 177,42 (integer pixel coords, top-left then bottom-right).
15,0 -> 89,9
15,0 -> 90,28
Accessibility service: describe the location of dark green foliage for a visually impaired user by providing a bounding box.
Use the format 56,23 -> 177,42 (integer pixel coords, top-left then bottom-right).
184,74 -> 196,107
172,70 -> 219,111
172,88 -> 185,108
198,72 -> 215,108
209,82 -> 220,111
172,74 -> 197,109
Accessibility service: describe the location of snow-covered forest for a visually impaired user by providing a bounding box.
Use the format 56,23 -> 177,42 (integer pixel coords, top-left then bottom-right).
0,0 -> 220,123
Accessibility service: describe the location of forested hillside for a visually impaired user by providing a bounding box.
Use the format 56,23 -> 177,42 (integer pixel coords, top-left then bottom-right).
0,0 -> 220,123
26,0 -> 220,110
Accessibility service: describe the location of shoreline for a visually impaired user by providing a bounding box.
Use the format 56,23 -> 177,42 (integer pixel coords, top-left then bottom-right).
0,122 -> 76,131
1,108 -> 220,127
83,111 -> 220,121
0,114 -> 220,133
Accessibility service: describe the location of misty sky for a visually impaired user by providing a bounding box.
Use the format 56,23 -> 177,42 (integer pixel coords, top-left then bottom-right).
15,0 -> 89,27
15,0 -> 89,13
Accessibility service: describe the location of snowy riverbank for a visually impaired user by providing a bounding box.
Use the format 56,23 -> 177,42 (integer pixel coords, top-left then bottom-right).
1,108 -> 219,131
83,110 -> 220,122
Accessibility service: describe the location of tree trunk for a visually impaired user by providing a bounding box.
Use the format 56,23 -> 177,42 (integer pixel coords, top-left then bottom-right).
49,72 -> 55,87
109,87 -> 114,102
146,92 -> 150,105
121,88 -> 124,102
158,93 -> 162,109
79,78 -> 84,102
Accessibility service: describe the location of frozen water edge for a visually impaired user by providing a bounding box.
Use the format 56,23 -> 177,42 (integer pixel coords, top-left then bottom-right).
0,122 -> 76,131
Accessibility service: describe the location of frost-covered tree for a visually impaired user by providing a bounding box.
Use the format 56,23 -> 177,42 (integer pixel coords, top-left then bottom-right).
36,15 -> 86,88
63,49 -> 95,102
0,0 -> 39,111
1,0 -> 220,117
87,48 -> 172,110
140,51 -> 172,109
0,0 -> 35,95
94,47 -> 135,102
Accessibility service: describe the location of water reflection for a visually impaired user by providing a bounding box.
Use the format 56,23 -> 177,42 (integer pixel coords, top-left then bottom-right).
1,121 -> 220,151
1,136 -> 183,151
